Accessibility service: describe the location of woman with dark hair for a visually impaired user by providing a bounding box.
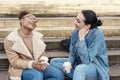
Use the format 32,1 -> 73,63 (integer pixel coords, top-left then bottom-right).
50,10 -> 109,80
4,10 -> 64,80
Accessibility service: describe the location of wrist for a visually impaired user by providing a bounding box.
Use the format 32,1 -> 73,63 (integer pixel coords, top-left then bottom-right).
79,38 -> 85,41
32,62 -> 36,68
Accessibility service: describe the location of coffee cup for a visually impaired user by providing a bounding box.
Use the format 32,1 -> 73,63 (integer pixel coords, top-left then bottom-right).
63,62 -> 71,73
39,56 -> 49,64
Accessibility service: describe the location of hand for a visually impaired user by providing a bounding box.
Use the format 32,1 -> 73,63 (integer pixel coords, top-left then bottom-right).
62,65 -> 72,73
79,29 -> 89,41
62,67 -> 67,73
32,61 -> 47,71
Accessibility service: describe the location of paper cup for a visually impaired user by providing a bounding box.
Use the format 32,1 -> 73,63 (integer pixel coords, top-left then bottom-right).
39,56 -> 49,64
63,62 -> 71,73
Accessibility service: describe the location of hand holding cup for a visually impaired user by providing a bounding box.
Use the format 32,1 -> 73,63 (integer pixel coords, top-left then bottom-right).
39,56 -> 49,64
63,62 -> 72,73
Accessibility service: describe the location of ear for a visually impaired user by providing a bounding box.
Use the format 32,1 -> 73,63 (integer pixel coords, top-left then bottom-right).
86,24 -> 91,29
20,18 -> 24,24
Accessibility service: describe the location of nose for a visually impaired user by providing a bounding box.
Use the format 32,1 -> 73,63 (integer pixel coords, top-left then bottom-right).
74,20 -> 77,25
33,19 -> 38,23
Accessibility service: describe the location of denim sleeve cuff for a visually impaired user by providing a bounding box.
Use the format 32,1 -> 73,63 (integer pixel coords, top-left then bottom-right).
28,60 -> 36,69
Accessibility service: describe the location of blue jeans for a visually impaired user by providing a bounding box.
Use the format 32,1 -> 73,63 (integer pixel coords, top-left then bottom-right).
22,65 -> 64,80
22,68 -> 43,80
50,58 -> 98,80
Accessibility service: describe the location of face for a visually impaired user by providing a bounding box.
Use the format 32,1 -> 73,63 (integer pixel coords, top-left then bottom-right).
74,13 -> 89,30
20,14 -> 38,30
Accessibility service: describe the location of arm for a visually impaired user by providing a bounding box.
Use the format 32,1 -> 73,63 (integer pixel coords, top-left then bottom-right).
77,30 -> 105,64
68,31 -> 77,64
4,39 -> 34,69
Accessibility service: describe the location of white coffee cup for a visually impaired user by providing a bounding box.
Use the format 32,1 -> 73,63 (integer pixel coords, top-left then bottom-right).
63,62 -> 71,73
39,56 -> 49,64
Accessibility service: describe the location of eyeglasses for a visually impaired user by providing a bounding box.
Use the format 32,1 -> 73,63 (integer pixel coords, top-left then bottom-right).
24,15 -> 37,21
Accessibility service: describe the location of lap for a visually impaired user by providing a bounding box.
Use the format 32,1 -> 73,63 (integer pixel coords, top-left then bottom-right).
43,65 -> 64,80
74,63 -> 98,80
52,63 -> 98,80
50,58 -> 73,78
50,58 -> 68,63
22,68 -> 43,75
22,69 -> 43,80
50,58 -> 98,79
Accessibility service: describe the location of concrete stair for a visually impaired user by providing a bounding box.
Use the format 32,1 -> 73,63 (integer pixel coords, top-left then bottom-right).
0,17 -> 120,38
0,49 -> 120,68
0,1 -> 120,79
0,36 -> 120,80
0,36 -> 120,51
0,0 -> 120,16
0,16 -> 120,80
0,26 -> 120,37
0,17 -> 120,28
0,64 -> 120,80
0,50 -> 120,80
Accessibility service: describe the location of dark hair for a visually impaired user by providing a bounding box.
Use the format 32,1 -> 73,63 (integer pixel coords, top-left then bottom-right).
18,10 -> 30,20
81,10 -> 102,29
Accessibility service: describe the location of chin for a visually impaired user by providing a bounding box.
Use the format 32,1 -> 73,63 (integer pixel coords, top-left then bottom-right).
75,26 -> 80,30
28,27 -> 35,31
31,25 -> 36,29
75,27 -> 80,30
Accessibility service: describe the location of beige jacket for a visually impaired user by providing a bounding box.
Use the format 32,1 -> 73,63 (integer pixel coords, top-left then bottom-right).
4,30 -> 46,80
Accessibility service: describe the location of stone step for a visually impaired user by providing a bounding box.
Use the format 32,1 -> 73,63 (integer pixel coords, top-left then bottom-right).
0,2 -> 120,16
0,49 -> 120,70
0,52 -> 120,80
0,36 -> 120,51
0,17 -> 120,28
0,64 -> 120,80
110,64 -> 120,80
0,26 -> 120,38
0,65 -> 120,80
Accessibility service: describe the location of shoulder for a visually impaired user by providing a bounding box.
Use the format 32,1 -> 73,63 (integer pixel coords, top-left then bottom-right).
5,30 -> 18,41
89,28 -> 104,40
93,28 -> 104,36
89,28 -> 103,38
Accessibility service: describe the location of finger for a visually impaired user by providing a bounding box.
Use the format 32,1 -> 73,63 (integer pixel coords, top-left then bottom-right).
63,69 -> 67,73
86,29 -> 89,33
35,61 -> 41,64
39,60 -> 45,62
37,62 -> 45,65
41,67 -> 46,71
85,30 -> 89,35
41,62 -> 47,65
62,67 -> 66,72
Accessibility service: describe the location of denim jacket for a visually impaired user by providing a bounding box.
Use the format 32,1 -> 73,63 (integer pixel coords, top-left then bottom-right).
68,28 -> 109,80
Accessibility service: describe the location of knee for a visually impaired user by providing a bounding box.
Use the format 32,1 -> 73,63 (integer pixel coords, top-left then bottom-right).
50,58 -> 59,67
50,58 -> 62,67
75,64 -> 88,74
22,69 -> 43,80
44,66 -> 64,80
31,69 -> 43,79
50,58 -> 58,64
50,58 -> 68,65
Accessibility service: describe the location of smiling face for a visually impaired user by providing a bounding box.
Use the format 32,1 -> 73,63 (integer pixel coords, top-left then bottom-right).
20,14 -> 38,30
74,13 -> 90,30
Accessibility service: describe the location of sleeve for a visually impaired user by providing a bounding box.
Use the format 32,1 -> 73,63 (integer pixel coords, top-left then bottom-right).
76,30 -> 105,64
4,39 -> 34,69
68,31 -> 76,64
